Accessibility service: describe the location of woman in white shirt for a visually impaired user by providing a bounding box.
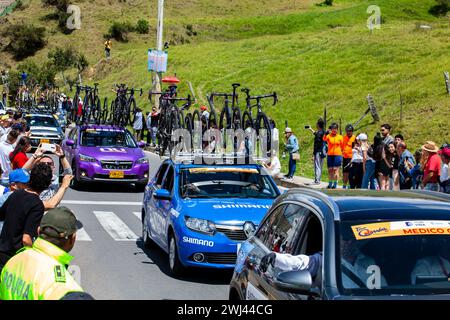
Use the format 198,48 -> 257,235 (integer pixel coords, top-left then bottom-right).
349,133 -> 367,189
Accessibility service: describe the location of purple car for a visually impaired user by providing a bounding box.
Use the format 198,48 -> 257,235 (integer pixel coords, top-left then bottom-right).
62,125 -> 149,188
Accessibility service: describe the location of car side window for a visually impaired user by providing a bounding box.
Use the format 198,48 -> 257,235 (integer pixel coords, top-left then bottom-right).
294,212 -> 323,256
155,163 -> 168,188
256,204 -> 307,255
163,166 -> 175,193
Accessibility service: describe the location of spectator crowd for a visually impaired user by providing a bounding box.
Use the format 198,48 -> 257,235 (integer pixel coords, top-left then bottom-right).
300,119 -> 449,194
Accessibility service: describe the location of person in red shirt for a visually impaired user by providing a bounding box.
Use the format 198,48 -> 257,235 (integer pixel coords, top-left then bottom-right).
9,137 -> 31,169
342,124 -> 356,189
420,141 -> 441,191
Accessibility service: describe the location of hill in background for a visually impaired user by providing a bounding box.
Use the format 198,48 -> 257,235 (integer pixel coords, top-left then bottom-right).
1,0 -> 449,177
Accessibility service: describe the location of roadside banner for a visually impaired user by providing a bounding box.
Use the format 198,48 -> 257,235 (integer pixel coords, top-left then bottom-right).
148,49 -> 168,73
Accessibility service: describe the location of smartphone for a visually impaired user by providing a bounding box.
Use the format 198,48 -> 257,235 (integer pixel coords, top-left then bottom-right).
41,143 -> 56,153
304,125 -> 311,129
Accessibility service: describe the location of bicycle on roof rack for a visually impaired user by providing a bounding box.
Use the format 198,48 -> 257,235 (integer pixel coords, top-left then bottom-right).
240,88 -> 278,157
109,83 -> 143,127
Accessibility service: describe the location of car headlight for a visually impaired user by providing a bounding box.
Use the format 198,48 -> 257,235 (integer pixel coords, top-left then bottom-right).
136,157 -> 148,165
185,216 -> 216,235
79,154 -> 96,162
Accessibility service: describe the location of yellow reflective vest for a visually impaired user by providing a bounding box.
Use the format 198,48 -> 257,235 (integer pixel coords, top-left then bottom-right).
0,237 -> 83,300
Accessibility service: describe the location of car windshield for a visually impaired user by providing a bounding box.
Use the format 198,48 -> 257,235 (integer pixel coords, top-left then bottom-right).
179,167 -> 278,199
26,116 -> 59,127
338,219 -> 450,296
80,129 -> 136,147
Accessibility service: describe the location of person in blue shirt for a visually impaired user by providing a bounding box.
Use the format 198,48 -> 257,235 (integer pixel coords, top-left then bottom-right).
283,127 -> 299,181
20,72 -> 28,86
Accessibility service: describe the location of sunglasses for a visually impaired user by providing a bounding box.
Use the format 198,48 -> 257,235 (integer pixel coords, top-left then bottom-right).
41,161 -> 55,167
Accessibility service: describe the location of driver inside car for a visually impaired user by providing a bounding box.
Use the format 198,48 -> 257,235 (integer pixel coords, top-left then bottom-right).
410,237 -> 450,285
260,225 -> 387,289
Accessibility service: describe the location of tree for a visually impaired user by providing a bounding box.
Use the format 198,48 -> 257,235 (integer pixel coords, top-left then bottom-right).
48,47 -> 77,84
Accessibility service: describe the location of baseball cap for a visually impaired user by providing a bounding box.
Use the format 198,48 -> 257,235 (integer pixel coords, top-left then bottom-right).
9,169 -> 30,184
285,127 -> 292,133
40,207 -> 78,239
356,133 -> 368,141
438,147 -> 450,158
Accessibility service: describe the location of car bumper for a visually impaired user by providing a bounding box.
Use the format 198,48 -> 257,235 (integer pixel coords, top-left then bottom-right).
176,227 -> 243,269
77,162 -> 150,184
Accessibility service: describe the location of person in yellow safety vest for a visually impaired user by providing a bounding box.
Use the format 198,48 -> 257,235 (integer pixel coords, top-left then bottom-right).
0,207 -> 93,300
104,38 -> 112,59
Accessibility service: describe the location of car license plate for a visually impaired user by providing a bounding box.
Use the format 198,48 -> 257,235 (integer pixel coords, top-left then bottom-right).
109,171 -> 124,179
40,139 -> 50,144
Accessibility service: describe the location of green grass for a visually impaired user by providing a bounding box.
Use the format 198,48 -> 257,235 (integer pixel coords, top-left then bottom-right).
1,0 -> 449,178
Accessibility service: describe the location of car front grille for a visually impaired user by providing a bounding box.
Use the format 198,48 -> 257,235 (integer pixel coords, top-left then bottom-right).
100,161 -> 133,170
216,226 -> 247,241
203,253 -> 237,265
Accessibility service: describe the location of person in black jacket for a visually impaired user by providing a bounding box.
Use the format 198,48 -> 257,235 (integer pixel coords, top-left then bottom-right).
0,163 -> 52,272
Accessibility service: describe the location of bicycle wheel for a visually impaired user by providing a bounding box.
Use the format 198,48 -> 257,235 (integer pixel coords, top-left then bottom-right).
256,112 -> 272,157
241,111 -> 253,130
184,113 -> 193,151
128,98 -> 137,126
208,108 -> 218,130
92,96 -> 101,123
168,108 -> 182,157
101,97 -> 109,124
82,94 -> 90,124
219,106 -> 231,130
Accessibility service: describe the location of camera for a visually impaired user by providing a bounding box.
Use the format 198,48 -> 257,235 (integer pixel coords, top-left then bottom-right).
304,125 -> 311,129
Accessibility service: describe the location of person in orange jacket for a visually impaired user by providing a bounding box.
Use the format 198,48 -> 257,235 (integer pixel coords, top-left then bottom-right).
342,124 -> 356,189
323,123 -> 344,189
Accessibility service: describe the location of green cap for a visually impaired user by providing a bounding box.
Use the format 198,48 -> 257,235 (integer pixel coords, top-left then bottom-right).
40,207 -> 78,239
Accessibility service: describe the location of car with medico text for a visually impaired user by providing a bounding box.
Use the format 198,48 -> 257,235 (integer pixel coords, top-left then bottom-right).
229,188 -> 450,300
62,124 -> 149,188
141,154 -> 281,276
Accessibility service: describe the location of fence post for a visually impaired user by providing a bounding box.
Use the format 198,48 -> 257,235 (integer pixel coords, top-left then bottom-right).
444,71 -> 450,95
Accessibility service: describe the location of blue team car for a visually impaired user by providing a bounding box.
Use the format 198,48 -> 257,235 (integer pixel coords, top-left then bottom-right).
141,158 -> 280,276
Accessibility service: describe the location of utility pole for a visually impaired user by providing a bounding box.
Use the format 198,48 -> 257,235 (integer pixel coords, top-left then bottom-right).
153,0 -> 164,109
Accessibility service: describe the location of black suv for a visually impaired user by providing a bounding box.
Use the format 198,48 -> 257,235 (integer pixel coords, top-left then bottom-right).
229,188 -> 450,300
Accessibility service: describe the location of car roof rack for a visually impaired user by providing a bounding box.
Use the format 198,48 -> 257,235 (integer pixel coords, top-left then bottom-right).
173,151 -> 269,165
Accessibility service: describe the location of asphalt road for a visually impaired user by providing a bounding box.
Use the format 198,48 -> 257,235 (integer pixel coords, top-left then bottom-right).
64,152 -> 232,300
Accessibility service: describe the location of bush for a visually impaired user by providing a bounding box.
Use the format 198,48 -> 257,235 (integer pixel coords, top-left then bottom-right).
429,0 -> 449,16
41,0 -> 70,11
48,47 -> 78,72
107,21 -> 135,42
4,24 -> 46,60
135,19 -> 150,34
324,0 -> 333,5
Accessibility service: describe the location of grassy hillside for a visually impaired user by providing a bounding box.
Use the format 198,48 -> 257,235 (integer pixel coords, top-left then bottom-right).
1,0 -> 449,177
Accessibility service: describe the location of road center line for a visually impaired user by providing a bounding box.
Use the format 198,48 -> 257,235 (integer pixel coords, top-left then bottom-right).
61,200 -> 142,206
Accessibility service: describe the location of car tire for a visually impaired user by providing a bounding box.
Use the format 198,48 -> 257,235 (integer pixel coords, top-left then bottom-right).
168,232 -> 186,277
142,209 -> 156,249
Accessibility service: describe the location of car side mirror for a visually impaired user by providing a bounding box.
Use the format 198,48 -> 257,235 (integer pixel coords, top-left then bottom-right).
154,189 -> 172,200
138,141 -> 146,149
66,139 -> 75,147
273,270 -> 316,295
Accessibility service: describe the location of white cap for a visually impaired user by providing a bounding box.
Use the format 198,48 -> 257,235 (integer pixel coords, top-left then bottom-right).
285,127 -> 292,133
357,133 -> 368,141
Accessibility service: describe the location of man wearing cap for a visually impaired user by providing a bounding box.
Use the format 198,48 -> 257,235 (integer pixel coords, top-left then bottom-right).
439,146 -> 450,194
0,169 -> 30,235
0,207 -> 90,300
420,141 -> 441,191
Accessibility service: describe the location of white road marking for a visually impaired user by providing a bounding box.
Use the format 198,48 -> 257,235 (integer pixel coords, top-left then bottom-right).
132,211 -> 142,221
93,211 -> 138,241
76,227 -> 92,241
61,200 -> 141,206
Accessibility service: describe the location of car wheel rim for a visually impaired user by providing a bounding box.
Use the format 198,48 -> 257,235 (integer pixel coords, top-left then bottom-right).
169,237 -> 175,270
